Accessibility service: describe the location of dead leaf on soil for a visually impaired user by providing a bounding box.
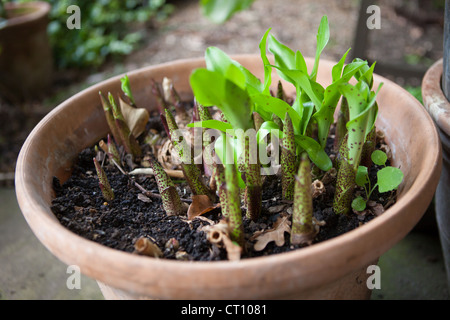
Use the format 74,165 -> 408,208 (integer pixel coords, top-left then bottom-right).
137,193 -> 152,203
119,97 -> 149,138
187,194 -> 219,220
250,215 -> 291,251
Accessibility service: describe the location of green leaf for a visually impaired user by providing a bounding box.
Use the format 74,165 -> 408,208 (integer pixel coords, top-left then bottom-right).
268,34 -> 296,68
214,134 -> 246,188
352,196 -> 367,212
257,120 -> 282,140
294,135 -> 332,171
187,120 -> 234,134
355,165 -> 369,187
371,150 -> 387,166
270,66 -> 323,109
200,0 -> 255,24
377,167 -> 404,193
205,47 -> 246,89
190,68 -> 254,130
251,93 -> 302,134
259,28 -> 273,95
310,15 -> 330,81
190,68 -> 224,106
120,75 -> 135,105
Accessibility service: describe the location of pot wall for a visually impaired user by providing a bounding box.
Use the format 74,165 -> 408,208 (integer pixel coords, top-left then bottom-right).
15,56 -> 442,299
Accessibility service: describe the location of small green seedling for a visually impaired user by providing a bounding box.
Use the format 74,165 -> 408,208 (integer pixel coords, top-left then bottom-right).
352,150 -> 404,212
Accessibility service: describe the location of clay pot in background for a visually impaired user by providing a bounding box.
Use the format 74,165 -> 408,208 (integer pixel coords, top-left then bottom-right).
422,58 -> 450,289
0,1 -> 53,102
15,56 -> 441,299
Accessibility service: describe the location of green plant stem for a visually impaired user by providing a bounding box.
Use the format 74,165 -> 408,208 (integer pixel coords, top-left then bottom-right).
291,153 -> 315,245
99,92 -> 122,150
360,126 -> 377,169
148,154 -> 186,216
334,97 -> 349,152
216,164 -> 244,246
164,107 -> 215,201
196,102 -> 215,176
239,135 -> 262,221
333,134 -> 356,215
107,134 -> 121,164
281,112 -> 297,201
108,93 -> 141,158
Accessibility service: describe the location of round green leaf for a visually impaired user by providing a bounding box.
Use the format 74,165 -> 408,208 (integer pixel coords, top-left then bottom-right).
371,150 -> 387,166
355,165 -> 369,187
377,167 -> 404,193
352,196 -> 367,212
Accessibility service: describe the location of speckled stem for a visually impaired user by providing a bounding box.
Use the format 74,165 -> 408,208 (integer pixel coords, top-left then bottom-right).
150,78 -> 168,114
93,157 -> 114,202
197,102 -> 214,176
276,80 -> 286,102
164,108 -> 215,201
239,135 -> 261,221
107,134 -> 121,164
360,126 -> 377,169
333,134 -> 356,215
99,92 -> 122,148
108,93 -> 141,158
334,96 -> 349,152
281,112 -> 297,201
291,153 -> 315,245
216,164 -> 244,246
148,154 -> 185,216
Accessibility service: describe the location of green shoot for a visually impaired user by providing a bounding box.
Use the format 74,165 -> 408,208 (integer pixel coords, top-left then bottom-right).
281,112 -> 297,200
120,75 -> 136,106
352,150 -> 404,212
148,154 -> 186,216
164,105 -> 215,202
108,93 -> 142,159
93,157 -> 115,202
291,153 -> 315,245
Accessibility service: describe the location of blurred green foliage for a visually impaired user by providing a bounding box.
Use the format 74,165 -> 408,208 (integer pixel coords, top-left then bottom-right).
26,0 -> 174,69
405,86 -> 423,104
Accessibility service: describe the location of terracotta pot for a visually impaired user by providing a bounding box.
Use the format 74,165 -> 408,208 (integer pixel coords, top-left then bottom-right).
0,1 -> 53,102
15,55 -> 442,299
421,58 -> 450,288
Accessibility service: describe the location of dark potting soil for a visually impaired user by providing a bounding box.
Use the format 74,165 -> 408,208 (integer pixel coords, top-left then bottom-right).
51,126 -> 396,262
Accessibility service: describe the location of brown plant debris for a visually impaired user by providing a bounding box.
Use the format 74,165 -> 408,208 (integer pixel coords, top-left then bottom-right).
134,236 -> 163,258
251,215 -> 291,251
202,220 -> 242,261
187,194 -> 216,220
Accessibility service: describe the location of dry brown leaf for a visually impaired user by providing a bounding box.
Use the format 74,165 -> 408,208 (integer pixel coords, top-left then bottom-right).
251,216 -> 291,251
187,194 -> 216,220
369,202 -> 385,216
119,96 -> 149,138
137,193 -> 152,203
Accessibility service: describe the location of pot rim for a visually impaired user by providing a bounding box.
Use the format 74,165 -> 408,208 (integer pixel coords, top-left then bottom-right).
3,1 -> 51,28
15,55 -> 442,297
422,58 -> 450,136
